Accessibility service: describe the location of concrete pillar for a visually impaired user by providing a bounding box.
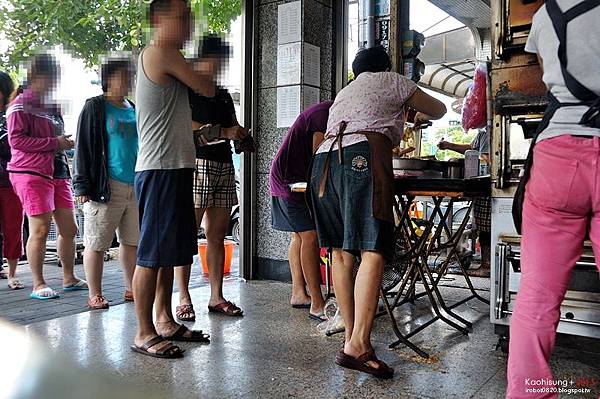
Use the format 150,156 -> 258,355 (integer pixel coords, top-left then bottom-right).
254,0 -> 333,281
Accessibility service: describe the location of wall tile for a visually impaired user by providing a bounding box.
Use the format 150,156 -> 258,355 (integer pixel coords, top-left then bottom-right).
256,173 -> 291,261
255,88 -> 289,174
257,3 -> 278,89
254,0 -> 334,266
302,0 -> 333,91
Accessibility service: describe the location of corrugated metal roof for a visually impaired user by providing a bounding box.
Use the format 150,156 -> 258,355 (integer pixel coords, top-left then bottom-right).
427,0 -> 492,29
420,60 -> 476,98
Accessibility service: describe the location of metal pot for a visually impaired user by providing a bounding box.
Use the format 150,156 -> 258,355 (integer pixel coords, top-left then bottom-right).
445,159 -> 465,179
393,157 -> 446,179
392,157 -> 442,172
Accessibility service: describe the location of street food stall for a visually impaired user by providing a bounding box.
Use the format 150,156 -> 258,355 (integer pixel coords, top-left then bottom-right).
298,0 -> 599,359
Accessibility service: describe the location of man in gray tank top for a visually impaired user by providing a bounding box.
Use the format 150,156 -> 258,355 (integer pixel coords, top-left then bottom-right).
130,0 -> 216,359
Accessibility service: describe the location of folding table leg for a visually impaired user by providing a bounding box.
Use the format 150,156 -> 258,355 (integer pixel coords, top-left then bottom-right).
422,200 -> 475,328
429,200 -> 490,306
415,260 -> 470,334
416,198 -> 470,333
381,289 -> 429,358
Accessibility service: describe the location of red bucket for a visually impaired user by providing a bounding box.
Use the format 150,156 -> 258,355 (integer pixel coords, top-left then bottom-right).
198,240 -> 235,275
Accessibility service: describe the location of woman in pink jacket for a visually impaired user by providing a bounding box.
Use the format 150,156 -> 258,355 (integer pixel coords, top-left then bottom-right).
7,54 -> 86,300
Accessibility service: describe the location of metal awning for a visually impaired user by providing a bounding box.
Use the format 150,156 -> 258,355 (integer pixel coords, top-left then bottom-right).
428,0 -> 492,29
419,60 -> 476,98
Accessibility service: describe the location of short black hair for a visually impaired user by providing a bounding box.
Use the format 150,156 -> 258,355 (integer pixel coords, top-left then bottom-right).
149,0 -> 187,20
27,53 -> 60,83
198,35 -> 232,58
352,46 -> 392,77
101,57 -> 133,92
0,72 -> 15,108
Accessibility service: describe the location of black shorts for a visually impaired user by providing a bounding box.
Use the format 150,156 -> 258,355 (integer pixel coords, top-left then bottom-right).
134,169 -> 197,268
271,196 -> 316,232
309,141 -> 394,260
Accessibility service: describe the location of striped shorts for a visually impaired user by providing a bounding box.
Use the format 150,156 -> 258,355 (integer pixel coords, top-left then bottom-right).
193,159 -> 238,209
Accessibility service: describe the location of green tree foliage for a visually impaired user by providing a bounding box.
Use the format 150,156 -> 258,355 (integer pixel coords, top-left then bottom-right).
420,125 -> 476,160
0,0 -> 241,71
198,0 -> 242,34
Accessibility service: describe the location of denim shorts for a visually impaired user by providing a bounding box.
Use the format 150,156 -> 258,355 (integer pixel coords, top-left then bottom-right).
271,196 -> 316,233
309,141 -> 394,260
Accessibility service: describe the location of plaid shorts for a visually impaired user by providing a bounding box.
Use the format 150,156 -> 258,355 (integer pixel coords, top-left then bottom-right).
194,159 -> 238,209
474,197 -> 492,233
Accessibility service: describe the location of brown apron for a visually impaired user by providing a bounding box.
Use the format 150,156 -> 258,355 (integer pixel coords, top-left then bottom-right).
316,121 -> 395,224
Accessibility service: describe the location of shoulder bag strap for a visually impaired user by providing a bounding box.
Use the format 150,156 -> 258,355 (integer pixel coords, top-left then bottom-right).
545,0 -> 600,102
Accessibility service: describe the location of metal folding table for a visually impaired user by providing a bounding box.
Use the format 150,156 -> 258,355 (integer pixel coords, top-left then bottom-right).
380,177 -> 491,358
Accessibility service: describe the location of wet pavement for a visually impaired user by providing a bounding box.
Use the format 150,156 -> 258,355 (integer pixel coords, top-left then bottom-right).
0,248 -> 239,325
1,272 -> 598,399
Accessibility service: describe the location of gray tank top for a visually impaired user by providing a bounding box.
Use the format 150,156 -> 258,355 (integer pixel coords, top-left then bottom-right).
135,49 -> 195,171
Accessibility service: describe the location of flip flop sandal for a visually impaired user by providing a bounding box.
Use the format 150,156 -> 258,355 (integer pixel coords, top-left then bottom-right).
291,303 -> 311,309
8,278 -> 24,290
176,304 -> 196,322
130,336 -> 185,359
309,312 -> 327,322
208,301 -> 243,317
88,294 -> 109,310
30,287 -> 60,300
63,280 -> 89,292
335,349 -> 394,379
162,324 -> 210,343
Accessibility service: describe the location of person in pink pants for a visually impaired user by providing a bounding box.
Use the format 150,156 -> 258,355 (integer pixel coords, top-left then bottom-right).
508,136 -> 600,398
0,71 -> 24,290
507,1 -> 600,398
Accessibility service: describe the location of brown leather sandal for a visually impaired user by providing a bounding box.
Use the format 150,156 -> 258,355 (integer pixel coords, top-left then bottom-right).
335,349 -> 394,379
176,304 -> 196,321
208,301 -> 243,317
162,324 -> 210,343
130,336 -> 184,359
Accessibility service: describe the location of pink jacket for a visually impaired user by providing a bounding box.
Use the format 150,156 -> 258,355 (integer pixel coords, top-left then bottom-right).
6,89 -> 60,179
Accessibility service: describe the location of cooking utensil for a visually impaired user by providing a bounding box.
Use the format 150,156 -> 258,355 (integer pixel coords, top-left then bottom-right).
446,159 -> 465,179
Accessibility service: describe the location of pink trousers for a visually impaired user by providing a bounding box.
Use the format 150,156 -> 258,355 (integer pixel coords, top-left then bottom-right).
507,135 -> 600,398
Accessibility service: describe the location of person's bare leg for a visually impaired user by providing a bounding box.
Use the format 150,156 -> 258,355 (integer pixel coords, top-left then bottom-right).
155,267 -> 175,323
26,213 -> 53,291
174,208 -> 204,319
298,230 -> 325,314
133,265 -> 176,353
53,208 -> 80,287
289,232 -> 311,306
6,258 -> 18,279
344,251 -> 384,357
205,206 -> 230,307
469,232 -> 491,277
332,249 -> 357,341
119,244 -> 137,292
83,249 -> 104,298
154,266 -> 196,338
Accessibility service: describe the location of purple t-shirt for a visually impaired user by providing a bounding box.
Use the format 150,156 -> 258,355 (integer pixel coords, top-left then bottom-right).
269,101 -> 333,202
